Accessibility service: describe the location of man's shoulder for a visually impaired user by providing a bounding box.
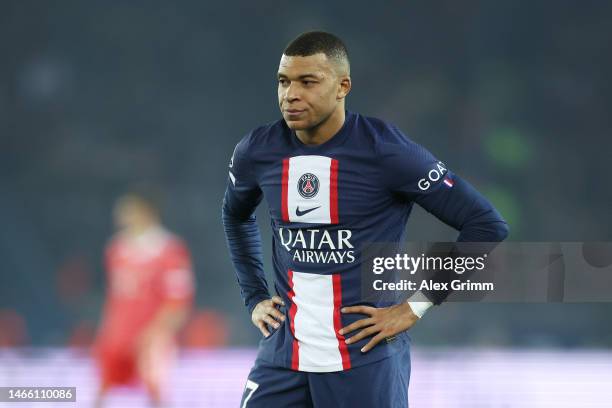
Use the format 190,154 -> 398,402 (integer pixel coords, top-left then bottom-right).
230,118 -> 286,168
240,118 -> 287,150
105,234 -> 124,257
354,112 -> 416,152
161,231 -> 190,257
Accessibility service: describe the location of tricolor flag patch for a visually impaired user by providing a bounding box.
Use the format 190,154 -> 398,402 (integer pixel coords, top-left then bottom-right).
443,177 -> 454,188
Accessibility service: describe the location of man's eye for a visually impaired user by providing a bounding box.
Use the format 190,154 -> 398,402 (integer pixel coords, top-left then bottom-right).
278,79 -> 288,86
303,81 -> 314,86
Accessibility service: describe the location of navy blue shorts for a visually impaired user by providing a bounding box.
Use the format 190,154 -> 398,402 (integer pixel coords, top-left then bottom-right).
240,347 -> 411,408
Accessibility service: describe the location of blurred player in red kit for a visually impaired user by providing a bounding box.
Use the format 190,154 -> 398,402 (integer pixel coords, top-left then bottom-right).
94,188 -> 195,407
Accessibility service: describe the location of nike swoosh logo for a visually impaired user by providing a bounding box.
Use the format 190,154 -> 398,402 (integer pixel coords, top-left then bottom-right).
295,206 -> 320,217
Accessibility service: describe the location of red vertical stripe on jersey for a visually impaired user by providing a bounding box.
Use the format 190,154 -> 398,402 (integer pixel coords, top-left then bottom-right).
281,158 -> 289,222
287,269 -> 300,370
330,159 -> 339,224
332,274 -> 351,370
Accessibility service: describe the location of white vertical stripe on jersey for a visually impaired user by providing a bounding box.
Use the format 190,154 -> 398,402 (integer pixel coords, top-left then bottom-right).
287,155 -> 332,224
291,270 -> 344,372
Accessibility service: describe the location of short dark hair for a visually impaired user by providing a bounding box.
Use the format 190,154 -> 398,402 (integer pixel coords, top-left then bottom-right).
283,31 -> 349,68
121,183 -> 164,216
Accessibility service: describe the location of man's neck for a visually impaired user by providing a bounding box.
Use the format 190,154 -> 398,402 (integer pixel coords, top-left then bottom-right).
124,222 -> 160,239
295,107 -> 345,146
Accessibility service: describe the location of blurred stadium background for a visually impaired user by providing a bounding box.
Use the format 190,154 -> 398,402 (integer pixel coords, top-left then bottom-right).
1,1 -> 611,406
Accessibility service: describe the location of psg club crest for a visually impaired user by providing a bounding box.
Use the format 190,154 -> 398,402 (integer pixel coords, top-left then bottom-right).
297,173 -> 319,199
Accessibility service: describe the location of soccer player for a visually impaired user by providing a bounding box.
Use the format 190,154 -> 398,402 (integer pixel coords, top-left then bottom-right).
222,31 -> 508,407
94,188 -> 195,407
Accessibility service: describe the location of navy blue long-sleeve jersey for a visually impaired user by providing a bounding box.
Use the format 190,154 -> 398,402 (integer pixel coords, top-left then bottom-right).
222,110 -> 508,373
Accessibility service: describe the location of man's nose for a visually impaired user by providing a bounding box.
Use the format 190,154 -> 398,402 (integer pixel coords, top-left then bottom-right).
285,83 -> 300,102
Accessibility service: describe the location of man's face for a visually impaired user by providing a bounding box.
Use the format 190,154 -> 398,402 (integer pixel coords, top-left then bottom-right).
113,196 -> 154,231
277,53 -> 347,130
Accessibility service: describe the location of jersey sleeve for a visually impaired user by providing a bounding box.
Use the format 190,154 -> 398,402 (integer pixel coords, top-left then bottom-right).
380,126 -> 509,304
222,133 -> 270,315
225,133 -> 264,218
380,125 -> 508,241
379,125 -> 453,203
159,240 -> 195,305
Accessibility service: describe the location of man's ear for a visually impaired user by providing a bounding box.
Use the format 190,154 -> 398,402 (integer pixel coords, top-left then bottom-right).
337,76 -> 352,100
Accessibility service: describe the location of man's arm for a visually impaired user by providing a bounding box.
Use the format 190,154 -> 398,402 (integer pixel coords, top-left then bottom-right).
411,173 -> 508,307
138,242 -> 195,351
340,127 -> 508,351
416,173 -> 509,243
222,192 -> 270,315
222,137 -> 285,336
222,137 -> 270,315
383,126 -> 508,306
341,172 -> 508,351
138,302 -> 190,340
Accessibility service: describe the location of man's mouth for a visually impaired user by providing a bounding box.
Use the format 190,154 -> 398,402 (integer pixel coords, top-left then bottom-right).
285,109 -> 305,117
